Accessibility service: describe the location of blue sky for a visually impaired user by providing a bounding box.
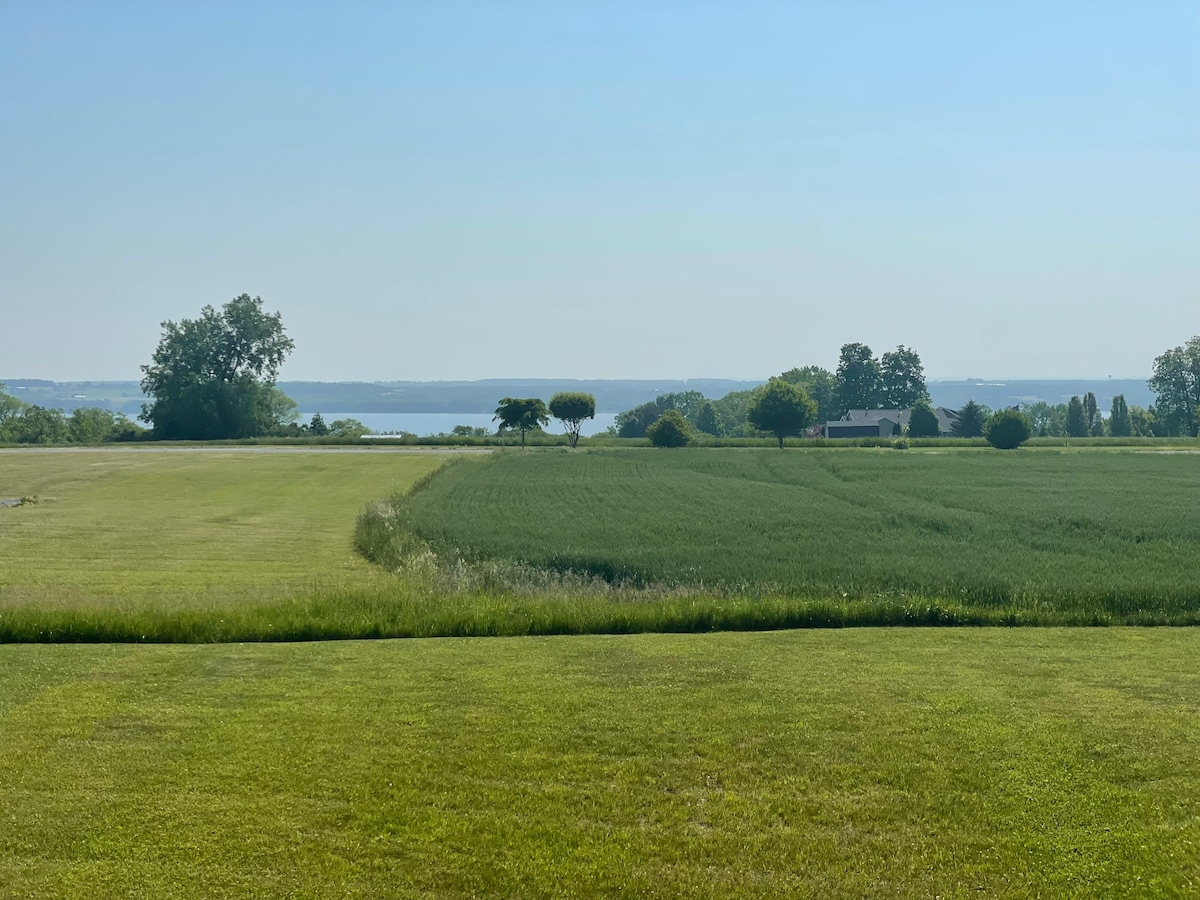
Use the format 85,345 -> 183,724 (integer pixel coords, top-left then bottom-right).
2,2 -> 1197,381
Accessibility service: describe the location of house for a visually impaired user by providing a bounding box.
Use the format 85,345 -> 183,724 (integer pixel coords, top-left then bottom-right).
823,407 -> 960,438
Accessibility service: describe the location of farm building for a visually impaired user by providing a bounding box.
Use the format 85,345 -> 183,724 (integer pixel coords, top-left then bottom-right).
823,407 -> 960,438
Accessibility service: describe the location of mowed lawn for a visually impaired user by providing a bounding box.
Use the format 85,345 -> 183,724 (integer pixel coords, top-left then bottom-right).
2,629 -> 1198,897
0,449 -> 446,608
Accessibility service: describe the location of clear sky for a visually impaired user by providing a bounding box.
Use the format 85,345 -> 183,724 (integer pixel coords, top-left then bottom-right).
2,1 -> 1197,382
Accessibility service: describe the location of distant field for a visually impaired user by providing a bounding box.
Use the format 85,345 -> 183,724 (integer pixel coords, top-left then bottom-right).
0,449 -> 445,609
383,447 -> 1200,620
2,629 -> 1197,897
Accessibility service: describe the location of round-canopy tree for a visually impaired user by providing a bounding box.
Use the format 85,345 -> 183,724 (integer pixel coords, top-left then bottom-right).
747,378 -> 817,448
140,294 -> 296,440
548,392 -> 596,448
1148,336 -> 1200,436
880,345 -> 928,409
646,410 -> 694,447
835,343 -> 881,412
984,409 -> 1031,450
493,397 -> 550,447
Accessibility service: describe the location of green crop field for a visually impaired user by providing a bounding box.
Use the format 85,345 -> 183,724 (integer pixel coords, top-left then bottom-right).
2,629 -> 1198,897
372,447 -> 1200,624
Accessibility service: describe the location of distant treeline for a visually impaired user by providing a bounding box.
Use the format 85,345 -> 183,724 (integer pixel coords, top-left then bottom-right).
0,390 -> 146,444
0,377 -> 1158,418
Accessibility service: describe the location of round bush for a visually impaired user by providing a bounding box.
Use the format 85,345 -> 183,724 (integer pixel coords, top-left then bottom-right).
646,410 -> 694,448
984,409 -> 1031,450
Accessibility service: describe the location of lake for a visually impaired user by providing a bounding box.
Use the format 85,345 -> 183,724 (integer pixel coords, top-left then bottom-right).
301,411 -> 618,437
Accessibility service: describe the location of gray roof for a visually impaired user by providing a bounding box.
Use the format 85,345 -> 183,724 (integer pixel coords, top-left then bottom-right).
834,407 -> 961,433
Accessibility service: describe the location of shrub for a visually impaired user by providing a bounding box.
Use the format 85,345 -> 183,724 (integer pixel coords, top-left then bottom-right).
907,398 -> 940,438
646,410 -> 694,447
984,409 -> 1031,449
892,438 -> 909,450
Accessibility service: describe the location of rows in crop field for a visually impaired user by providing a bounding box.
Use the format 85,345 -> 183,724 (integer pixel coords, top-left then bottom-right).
394,448 -> 1200,612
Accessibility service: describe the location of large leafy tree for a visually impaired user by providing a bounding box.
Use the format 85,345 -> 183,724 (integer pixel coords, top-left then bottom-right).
835,343 -> 882,412
548,392 -> 596,448
1148,337 -> 1200,436
140,295 -> 295,440
747,378 -> 817,449
780,365 -> 839,422
879,346 -> 929,409
493,397 -> 549,447
1022,401 -> 1066,437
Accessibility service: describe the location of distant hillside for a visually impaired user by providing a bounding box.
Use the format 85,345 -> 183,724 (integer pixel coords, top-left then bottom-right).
277,379 -> 764,413
0,378 -> 764,416
1,377 -> 1153,418
927,380 -> 1155,413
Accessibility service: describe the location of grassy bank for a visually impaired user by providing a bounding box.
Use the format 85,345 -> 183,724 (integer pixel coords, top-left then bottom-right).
2,629 -> 1198,897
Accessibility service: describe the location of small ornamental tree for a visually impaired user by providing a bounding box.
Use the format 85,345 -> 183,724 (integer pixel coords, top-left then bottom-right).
907,398 -> 940,438
747,378 -> 817,449
548,391 -> 596,448
984,408 -> 1031,450
950,400 -> 986,438
493,397 -> 550,447
646,410 -> 694,447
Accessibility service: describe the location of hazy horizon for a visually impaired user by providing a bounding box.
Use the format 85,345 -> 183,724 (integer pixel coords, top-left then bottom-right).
0,372 -> 1155,387
4,3 -> 1196,383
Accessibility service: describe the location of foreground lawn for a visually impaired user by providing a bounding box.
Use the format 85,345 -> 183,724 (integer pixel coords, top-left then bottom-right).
0,448 -> 445,608
2,629 -> 1197,897
379,447 -> 1200,616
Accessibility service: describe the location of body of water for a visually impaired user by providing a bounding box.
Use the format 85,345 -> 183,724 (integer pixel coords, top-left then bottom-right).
302,411 -> 618,437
